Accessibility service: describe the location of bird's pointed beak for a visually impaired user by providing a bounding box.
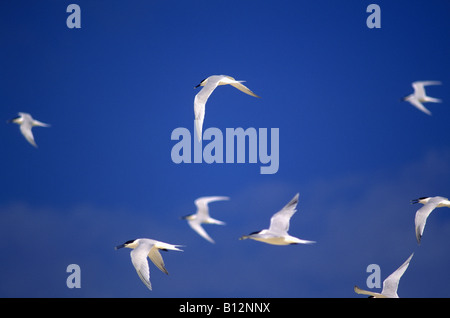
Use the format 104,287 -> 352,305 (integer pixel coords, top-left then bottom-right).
411,199 -> 419,204
7,117 -> 18,124
194,84 -> 201,89
115,244 -> 126,250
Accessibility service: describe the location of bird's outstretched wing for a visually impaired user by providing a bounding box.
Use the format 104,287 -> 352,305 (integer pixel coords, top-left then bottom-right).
268,193 -> 299,235
130,243 -> 153,290
412,81 -> 441,99
148,245 -> 169,275
381,253 -> 414,298
407,98 -> 432,116
230,81 -> 261,98
188,220 -> 215,243
194,79 -> 221,142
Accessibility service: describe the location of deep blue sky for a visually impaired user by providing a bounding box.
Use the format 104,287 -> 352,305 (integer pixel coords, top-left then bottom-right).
1,0 -> 450,298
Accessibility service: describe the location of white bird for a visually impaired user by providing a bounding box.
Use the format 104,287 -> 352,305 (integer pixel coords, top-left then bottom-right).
239,193 -> 316,245
194,75 -> 260,142
115,238 -> 183,290
7,112 -> 50,147
354,253 -> 414,298
402,81 -> 442,115
181,196 -> 229,243
412,196 -> 450,244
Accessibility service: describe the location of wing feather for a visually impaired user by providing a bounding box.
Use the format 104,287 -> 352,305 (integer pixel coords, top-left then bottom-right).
268,194 -> 299,235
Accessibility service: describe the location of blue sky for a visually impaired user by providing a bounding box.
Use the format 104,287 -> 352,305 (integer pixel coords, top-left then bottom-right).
0,0 -> 450,298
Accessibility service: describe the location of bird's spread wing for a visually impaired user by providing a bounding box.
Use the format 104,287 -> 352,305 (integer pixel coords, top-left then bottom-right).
194,79 -> 221,142
408,97 -> 432,116
268,193 -> 299,235
188,219 -> 215,243
130,243 -> 153,290
381,253 -> 414,298
194,196 -> 229,219
354,285 -> 385,298
148,246 -> 168,275
415,198 -> 443,243
412,81 -> 441,99
19,122 -> 37,147
194,104 -> 205,142
229,81 -> 261,98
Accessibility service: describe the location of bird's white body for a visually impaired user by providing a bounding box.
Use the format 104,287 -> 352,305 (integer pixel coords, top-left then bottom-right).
413,196 -> 450,244
8,112 -> 50,147
243,229 -> 312,245
354,253 -> 414,298
194,75 -> 260,142
115,238 -> 183,290
239,193 -> 316,245
182,196 -> 229,243
403,81 -> 442,115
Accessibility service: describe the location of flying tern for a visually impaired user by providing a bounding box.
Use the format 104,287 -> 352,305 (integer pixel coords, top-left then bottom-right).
402,81 -> 442,115
354,253 -> 414,298
7,112 -> 50,147
194,75 -> 260,142
412,196 -> 450,244
181,196 -> 229,243
239,193 -> 316,245
115,238 -> 183,290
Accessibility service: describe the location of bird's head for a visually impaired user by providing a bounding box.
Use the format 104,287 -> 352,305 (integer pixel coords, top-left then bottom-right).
239,230 -> 262,240
411,197 -> 430,205
115,239 -> 138,250
194,78 -> 208,89
7,116 -> 20,124
401,95 -> 410,101
180,213 -> 195,220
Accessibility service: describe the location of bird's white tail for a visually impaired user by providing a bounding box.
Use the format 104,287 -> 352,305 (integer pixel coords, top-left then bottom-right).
154,242 -> 184,252
207,217 -> 226,225
424,97 -> 442,103
33,120 -> 50,127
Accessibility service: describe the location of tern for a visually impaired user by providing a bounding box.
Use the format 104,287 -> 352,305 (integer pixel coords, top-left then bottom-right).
239,193 -> 316,245
181,196 -> 229,243
354,253 -> 414,298
7,112 -> 50,147
115,238 -> 183,290
402,81 -> 442,115
412,196 -> 450,244
194,75 -> 260,142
